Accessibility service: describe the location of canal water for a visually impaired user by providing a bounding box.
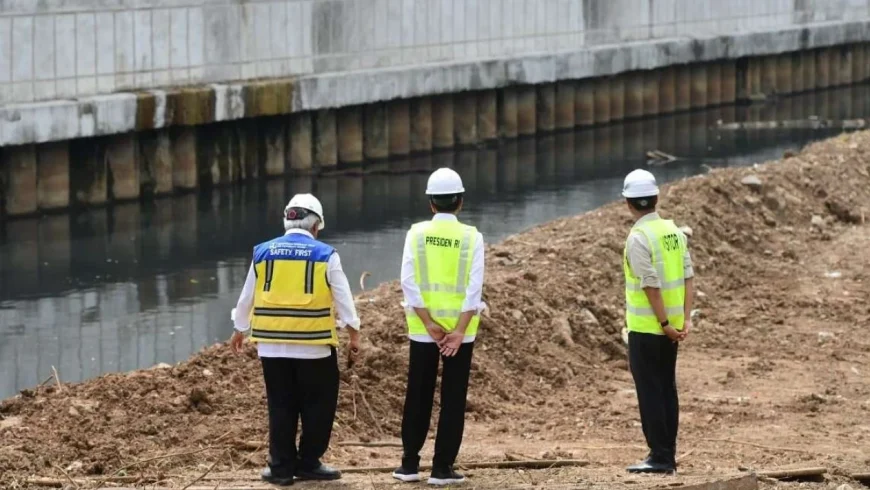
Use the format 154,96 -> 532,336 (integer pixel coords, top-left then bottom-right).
1,85 -> 867,399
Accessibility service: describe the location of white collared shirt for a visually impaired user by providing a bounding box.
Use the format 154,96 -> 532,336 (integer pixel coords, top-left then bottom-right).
231,229 -> 360,359
400,213 -> 486,344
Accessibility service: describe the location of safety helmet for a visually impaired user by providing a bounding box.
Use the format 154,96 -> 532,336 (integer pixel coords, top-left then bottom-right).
284,193 -> 325,231
426,168 -> 465,195
622,169 -> 660,198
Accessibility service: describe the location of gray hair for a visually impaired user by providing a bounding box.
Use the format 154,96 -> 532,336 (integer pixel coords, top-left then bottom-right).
283,214 -> 321,232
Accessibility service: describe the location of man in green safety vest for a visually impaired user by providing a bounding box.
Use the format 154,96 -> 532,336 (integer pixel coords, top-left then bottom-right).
622,169 -> 695,475
392,168 -> 486,486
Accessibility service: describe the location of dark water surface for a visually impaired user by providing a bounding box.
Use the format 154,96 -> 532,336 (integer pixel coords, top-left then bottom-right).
1,85 -> 867,398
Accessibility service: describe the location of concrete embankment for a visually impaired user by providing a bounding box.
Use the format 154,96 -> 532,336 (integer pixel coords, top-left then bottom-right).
3,1 -> 870,217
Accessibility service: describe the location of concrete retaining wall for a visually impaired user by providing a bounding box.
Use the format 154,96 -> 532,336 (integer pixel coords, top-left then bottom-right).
2,0 -> 870,218
0,0 -> 865,106
1,1 -> 870,145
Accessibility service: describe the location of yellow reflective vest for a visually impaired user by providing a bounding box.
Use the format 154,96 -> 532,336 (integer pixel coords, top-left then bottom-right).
405,219 -> 480,336
623,217 -> 687,335
249,233 -> 338,346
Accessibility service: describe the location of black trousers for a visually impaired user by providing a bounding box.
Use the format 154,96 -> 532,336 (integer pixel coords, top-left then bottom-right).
261,349 -> 339,477
628,332 -> 679,466
401,341 -> 474,470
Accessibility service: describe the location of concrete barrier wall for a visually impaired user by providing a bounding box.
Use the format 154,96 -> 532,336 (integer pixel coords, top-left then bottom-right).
1,0 -> 869,106
3,1 -> 870,218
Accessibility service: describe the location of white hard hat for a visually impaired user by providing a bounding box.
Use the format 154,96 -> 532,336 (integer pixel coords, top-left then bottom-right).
426,168 -> 465,195
622,169 -> 660,198
284,193 -> 325,230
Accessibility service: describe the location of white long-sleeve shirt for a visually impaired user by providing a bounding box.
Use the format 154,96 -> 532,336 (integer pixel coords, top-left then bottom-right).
232,229 -> 360,359
401,213 -> 486,344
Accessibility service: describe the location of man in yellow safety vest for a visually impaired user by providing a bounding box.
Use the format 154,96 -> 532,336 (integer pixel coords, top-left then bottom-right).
392,168 -> 486,486
229,193 -> 361,486
622,169 -> 695,474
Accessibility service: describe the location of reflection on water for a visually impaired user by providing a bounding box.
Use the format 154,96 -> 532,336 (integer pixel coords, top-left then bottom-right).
1,85 -> 866,398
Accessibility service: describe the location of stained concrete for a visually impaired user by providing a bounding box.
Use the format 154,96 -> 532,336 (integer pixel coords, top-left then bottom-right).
2,19 -> 870,147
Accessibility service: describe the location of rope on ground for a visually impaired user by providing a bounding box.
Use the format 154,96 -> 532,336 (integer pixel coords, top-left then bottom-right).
341,459 -> 589,474
336,441 -> 402,448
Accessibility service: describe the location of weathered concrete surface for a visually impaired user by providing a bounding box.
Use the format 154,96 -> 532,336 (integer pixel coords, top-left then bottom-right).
643,70 -> 660,116
387,100 -> 411,156
170,127 -> 197,190
431,95 -> 454,149
288,113 -> 313,171
3,14 -> 870,147
2,145 -> 38,215
262,119 -> 286,176
363,104 -> 389,160
536,84 -> 556,132
555,82 -> 575,129
139,131 -> 173,195
36,142 -> 69,210
593,78 -> 611,123
337,107 -> 363,164
454,92 -> 478,147
70,137 -> 107,206
610,75 -> 626,121
499,88 -> 519,138
625,74 -> 644,119
410,98 -> 433,152
575,80 -> 595,126
106,134 -> 139,200
314,109 -> 338,168
477,91 -> 498,141
517,86 -> 536,136
659,66 -> 676,114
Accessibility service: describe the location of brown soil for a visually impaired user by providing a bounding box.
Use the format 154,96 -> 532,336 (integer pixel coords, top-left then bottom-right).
2,131 -> 870,489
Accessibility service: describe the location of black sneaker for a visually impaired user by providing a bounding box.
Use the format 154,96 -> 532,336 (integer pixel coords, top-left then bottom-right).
295,463 -> 342,481
392,465 -> 422,483
428,466 -> 465,486
261,467 -> 294,486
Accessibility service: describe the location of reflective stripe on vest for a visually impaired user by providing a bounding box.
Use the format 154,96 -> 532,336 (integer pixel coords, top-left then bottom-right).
623,218 -> 686,335
250,234 -> 338,346
405,220 -> 480,337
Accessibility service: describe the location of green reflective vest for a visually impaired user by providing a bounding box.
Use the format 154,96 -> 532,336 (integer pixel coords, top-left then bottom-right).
405,219 -> 480,337
623,217 -> 687,335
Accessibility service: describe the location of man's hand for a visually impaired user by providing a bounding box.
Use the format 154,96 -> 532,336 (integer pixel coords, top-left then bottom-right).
426,321 -> 447,342
680,320 -> 691,341
347,329 -> 362,368
230,331 -> 246,354
438,331 -> 464,357
662,325 -> 683,343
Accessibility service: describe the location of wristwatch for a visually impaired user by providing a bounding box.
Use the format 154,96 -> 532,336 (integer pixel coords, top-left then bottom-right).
660,319 -> 670,327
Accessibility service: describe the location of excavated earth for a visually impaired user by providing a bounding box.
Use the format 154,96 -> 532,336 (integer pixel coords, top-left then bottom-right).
1,131 -> 870,489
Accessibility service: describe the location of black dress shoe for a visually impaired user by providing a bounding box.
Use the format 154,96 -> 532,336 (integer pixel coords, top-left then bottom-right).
261,467 -> 294,486
626,460 -> 676,474
296,463 -> 342,481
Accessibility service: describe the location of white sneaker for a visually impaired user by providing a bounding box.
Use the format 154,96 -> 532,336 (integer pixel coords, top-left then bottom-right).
427,466 -> 466,486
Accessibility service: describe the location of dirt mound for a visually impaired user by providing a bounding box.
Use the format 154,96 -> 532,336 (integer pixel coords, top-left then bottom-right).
2,131 -> 869,484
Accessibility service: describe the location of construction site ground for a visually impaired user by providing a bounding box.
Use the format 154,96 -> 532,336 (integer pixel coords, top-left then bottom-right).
2,131 -> 870,489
